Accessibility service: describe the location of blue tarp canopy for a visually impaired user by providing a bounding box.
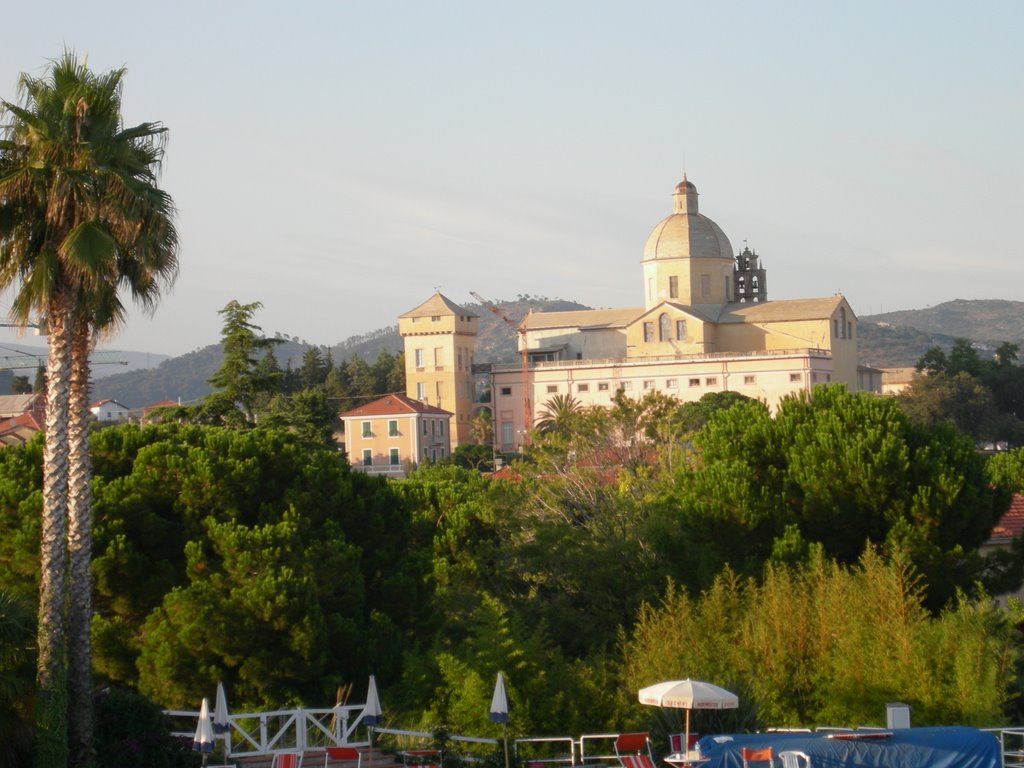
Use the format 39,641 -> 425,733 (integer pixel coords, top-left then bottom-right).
696,727 -> 1000,768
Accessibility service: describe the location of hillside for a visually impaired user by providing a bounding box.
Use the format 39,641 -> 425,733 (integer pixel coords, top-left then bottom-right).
858,299 -> 1024,368
92,297 -> 588,407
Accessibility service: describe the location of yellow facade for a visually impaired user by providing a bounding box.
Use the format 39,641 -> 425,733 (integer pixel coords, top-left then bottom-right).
401,176 -> 872,454
398,292 -> 478,446
339,393 -> 453,479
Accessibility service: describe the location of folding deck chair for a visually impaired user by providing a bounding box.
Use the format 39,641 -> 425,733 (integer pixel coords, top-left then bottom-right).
615,733 -> 655,768
324,747 -> 362,768
272,753 -> 304,768
741,747 -> 774,768
777,752 -> 811,768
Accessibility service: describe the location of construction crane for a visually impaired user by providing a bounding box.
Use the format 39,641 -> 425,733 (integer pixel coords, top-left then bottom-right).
0,319 -> 128,370
470,292 -> 532,445
0,349 -> 129,371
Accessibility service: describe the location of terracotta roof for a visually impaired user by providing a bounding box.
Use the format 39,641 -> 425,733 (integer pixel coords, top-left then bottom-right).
339,393 -> 453,418
523,307 -> 642,331
399,292 -> 476,319
990,494 -> 1024,541
0,412 -> 42,445
0,393 -> 42,418
719,296 -> 849,323
143,400 -> 179,410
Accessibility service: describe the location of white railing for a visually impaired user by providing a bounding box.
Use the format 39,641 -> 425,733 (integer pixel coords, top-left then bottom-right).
167,704 -> 371,757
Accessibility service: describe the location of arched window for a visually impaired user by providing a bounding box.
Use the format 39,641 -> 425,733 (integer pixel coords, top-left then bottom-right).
659,313 -> 670,342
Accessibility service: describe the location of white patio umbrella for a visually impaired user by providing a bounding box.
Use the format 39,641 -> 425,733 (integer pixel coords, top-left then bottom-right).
638,679 -> 738,756
193,697 -> 215,766
489,672 -> 510,768
213,682 -> 231,756
363,675 -> 384,768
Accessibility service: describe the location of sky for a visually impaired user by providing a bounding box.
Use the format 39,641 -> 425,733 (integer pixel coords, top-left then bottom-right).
1,1 -> 1022,358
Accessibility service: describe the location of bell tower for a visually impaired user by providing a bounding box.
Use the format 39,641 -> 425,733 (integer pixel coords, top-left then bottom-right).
398,293 -> 478,446
733,245 -> 767,303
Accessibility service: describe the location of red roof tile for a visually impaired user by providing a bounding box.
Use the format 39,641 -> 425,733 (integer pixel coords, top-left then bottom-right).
339,393 -> 452,419
991,494 -> 1024,541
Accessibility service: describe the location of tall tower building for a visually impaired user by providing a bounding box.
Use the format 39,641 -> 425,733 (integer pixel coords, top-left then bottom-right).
733,245 -> 767,303
398,292 -> 478,446
641,177 -> 736,308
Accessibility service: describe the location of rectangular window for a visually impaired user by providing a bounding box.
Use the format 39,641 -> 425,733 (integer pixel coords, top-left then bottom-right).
790,373 -> 802,383
669,275 -> 678,299
431,420 -> 436,436
598,382 -> 609,391
431,315 -> 440,322
362,449 -> 372,467
577,383 -> 590,393
643,322 -> 654,343
621,381 -> 633,390
361,421 -> 372,438
435,381 -> 442,403
666,378 -> 678,388
414,348 -> 424,368
689,378 -> 701,387
457,348 -> 463,369
389,448 -> 400,466
439,421 -> 445,435
848,321 -> 853,339
500,386 -> 512,396
416,382 -> 426,400
833,319 -> 839,337
501,422 -> 513,444
546,385 -> 558,393
643,379 -> 655,390
423,420 -> 428,435
676,319 -> 687,340
812,372 -> 818,383
701,274 -> 711,298
744,375 -> 756,385
434,347 -> 443,366
705,377 -> 717,386
388,419 -> 399,437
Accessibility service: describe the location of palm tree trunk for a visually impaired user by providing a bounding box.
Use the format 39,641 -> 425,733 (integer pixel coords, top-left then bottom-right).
36,296 -> 73,768
67,320 -> 94,768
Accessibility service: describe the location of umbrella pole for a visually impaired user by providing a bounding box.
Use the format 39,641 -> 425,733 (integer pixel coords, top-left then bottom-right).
684,709 -> 691,757
503,723 -> 509,768
368,726 -> 374,768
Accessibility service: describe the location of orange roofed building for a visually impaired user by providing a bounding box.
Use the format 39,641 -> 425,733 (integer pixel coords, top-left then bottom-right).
339,393 -> 453,479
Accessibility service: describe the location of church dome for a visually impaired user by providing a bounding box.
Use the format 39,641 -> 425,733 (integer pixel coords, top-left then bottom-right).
642,178 -> 734,263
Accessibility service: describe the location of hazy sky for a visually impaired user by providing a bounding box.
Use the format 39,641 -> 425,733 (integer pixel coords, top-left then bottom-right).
1,1 -> 1022,357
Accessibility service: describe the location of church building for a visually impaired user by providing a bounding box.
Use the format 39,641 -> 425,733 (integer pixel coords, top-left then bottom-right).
402,176 -> 874,454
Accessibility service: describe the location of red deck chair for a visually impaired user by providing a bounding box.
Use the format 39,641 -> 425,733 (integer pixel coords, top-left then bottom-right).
741,747 -> 774,768
273,753 -> 304,768
615,733 -> 655,768
325,747 -> 362,768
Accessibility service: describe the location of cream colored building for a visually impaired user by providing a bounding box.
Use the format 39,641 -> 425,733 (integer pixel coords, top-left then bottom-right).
491,177 -> 872,452
399,293 -> 478,446
339,393 -> 453,479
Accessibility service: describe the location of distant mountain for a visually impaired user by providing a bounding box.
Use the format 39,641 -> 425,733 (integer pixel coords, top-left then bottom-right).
858,299 -> 1024,368
92,297 -> 589,407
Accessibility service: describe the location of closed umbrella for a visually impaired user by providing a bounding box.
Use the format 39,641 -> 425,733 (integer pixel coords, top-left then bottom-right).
193,697 -> 215,766
638,679 -> 738,756
214,682 -> 231,757
363,675 -> 383,768
489,672 -> 509,768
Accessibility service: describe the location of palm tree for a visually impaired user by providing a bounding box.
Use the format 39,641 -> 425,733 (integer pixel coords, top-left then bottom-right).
0,53 -> 178,766
534,393 -> 585,435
